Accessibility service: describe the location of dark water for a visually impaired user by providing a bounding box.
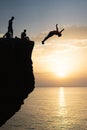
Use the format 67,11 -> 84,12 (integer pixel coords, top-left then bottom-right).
1,87 -> 87,130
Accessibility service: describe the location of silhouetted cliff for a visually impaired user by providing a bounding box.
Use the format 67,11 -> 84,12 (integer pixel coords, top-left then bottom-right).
0,38 -> 35,126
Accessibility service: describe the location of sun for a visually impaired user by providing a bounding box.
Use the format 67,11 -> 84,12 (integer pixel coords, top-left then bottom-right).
55,71 -> 66,78
51,62 -> 67,78
57,72 -> 65,78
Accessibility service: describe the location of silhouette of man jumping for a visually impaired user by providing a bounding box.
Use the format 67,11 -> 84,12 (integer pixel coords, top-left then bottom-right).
8,16 -> 15,38
42,24 -> 64,44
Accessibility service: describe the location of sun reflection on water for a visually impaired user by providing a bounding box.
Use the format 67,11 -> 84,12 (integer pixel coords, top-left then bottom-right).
58,87 -> 67,116
59,87 -> 66,107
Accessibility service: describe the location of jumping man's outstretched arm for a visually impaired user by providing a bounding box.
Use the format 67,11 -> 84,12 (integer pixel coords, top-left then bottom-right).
56,24 -> 59,32
60,28 -> 64,33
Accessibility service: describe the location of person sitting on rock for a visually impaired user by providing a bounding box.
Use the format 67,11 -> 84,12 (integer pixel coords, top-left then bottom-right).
42,24 -> 64,44
21,29 -> 30,40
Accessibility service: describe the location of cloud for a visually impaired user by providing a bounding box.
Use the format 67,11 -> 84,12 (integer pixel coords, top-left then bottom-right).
71,39 -> 87,48
61,26 -> 87,39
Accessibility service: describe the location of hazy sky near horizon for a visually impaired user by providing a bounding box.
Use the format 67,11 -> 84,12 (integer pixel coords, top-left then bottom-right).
0,0 -> 87,87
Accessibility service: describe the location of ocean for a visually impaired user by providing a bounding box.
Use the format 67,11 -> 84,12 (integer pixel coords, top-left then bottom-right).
1,87 -> 87,130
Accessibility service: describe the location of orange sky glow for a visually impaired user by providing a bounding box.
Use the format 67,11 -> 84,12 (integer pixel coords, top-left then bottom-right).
33,26 -> 87,87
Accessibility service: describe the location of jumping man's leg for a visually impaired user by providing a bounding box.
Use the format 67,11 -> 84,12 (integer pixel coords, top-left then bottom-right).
42,31 -> 54,44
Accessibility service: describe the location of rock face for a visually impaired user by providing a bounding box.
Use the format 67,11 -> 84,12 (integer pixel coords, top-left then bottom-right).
0,38 -> 35,126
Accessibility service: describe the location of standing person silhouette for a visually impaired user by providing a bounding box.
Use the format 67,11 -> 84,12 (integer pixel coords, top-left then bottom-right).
42,24 -> 64,44
8,16 -> 15,38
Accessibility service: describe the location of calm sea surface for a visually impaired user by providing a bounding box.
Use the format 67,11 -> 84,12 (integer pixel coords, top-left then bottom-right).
1,87 -> 87,130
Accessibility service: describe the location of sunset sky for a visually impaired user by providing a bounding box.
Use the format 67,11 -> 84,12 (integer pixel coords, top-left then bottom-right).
0,0 -> 87,87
